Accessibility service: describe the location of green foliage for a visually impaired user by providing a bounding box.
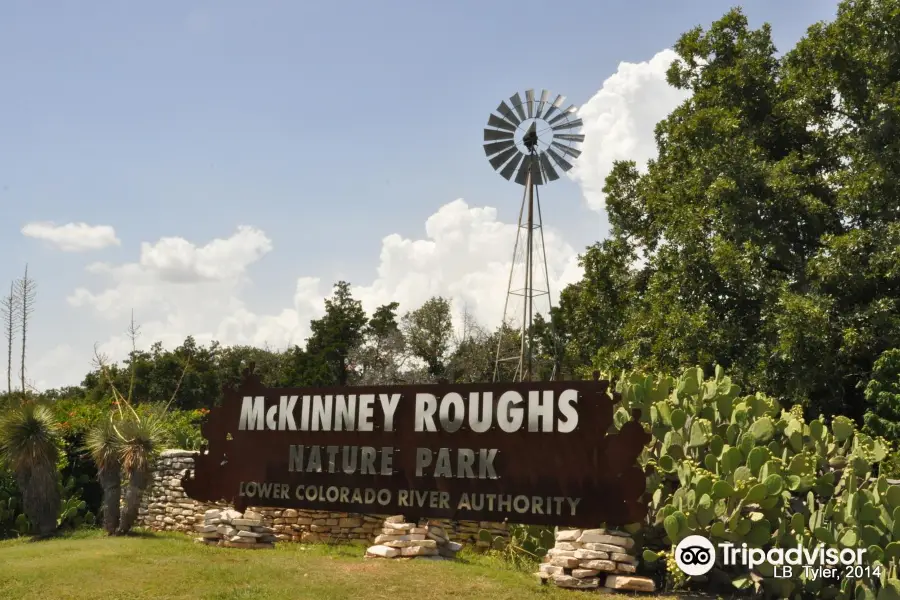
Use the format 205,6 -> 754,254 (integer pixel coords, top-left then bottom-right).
478,525 -> 555,571
0,401 -> 63,537
401,297 -> 454,379
305,281 -> 368,385
615,365 -> 900,598
0,470 -> 28,537
56,474 -> 94,530
863,349 -> 900,442
555,0 -> 900,428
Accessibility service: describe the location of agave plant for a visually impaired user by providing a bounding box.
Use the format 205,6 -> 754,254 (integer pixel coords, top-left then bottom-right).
0,402 -> 62,538
84,415 -> 122,535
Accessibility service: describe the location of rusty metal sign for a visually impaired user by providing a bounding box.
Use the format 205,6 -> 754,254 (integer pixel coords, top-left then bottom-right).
181,366 -> 649,527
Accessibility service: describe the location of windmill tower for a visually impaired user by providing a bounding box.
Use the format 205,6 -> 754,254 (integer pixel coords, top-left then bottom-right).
483,89 -> 584,382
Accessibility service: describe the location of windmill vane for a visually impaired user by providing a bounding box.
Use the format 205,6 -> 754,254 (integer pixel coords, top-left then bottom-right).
483,88 -> 584,186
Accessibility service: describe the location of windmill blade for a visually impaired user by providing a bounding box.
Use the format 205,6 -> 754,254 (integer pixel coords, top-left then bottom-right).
484,139 -> 516,157
531,156 -> 544,185
510,92 -> 527,121
552,141 -> 582,158
525,89 -> 535,118
488,113 -> 517,132
552,118 -> 583,131
489,146 -> 520,171
484,128 -> 515,141
537,89 -> 550,118
546,148 -> 574,172
565,104 -> 578,113
499,152 -> 524,181
548,112 -> 568,125
515,155 -> 533,185
543,94 -> 566,120
539,152 -> 560,182
555,133 -> 585,143
496,100 -> 522,126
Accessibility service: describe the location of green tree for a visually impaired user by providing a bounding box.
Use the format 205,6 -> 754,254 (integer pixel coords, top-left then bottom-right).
401,297 -> 454,379
862,349 -> 900,440
367,302 -> 400,338
0,402 -> 62,537
557,3 -> 900,423
305,281 -> 367,385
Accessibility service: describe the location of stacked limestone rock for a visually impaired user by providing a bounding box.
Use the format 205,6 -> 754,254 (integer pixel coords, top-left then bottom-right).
194,508 -> 278,549
366,516 -> 464,560
537,528 -> 656,593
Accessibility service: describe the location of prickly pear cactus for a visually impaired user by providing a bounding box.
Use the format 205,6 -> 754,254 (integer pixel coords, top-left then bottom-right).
0,475 -> 29,537
613,365 -> 900,599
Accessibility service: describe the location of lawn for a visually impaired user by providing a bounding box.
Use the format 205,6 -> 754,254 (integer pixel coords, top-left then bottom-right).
0,530 -> 662,600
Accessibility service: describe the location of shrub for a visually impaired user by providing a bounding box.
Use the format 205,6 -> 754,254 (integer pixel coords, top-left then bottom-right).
613,366 -> 900,599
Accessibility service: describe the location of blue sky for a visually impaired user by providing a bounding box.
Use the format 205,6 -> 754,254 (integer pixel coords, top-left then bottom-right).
0,1 -> 839,390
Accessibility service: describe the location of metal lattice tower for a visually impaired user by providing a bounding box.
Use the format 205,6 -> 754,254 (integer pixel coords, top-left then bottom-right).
482,89 -> 584,382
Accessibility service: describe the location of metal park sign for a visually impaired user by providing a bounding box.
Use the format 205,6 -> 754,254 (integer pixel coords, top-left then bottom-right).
181,366 -> 649,527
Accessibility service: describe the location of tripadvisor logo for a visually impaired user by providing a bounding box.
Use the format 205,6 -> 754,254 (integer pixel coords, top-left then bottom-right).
675,535 -> 717,576
674,535 -> 870,579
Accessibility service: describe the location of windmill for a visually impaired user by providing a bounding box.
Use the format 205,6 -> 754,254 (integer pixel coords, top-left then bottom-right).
483,89 -> 584,382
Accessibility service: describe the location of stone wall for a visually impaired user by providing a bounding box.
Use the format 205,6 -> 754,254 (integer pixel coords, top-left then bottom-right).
137,450 -> 510,547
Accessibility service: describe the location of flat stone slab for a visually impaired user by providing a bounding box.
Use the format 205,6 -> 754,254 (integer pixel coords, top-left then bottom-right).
572,569 -> 600,578
554,542 -> 582,551
232,519 -> 263,527
582,542 -> 630,553
555,529 -> 582,542
400,546 -> 438,557
383,539 -> 437,549
574,549 -> 609,560
552,574 -> 599,589
579,559 -> 616,572
578,533 -> 634,549
374,533 -> 426,544
366,545 -> 400,558
605,575 -> 656,592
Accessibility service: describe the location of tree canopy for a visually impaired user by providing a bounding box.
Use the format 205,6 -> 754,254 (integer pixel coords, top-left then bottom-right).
556,2 -> 900,429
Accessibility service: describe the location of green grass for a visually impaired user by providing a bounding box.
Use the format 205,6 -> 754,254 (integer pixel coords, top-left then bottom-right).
0,529 -> 656,600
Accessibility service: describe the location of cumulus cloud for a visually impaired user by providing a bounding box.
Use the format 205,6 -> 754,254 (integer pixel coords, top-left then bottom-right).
68,226 -> 275,320
570,49 -> 691,212
59,200 -> 580,380
21,221 -> 121,252
138,225 -> 273,283
31,48 -> 686,389
353,199 -> 582,330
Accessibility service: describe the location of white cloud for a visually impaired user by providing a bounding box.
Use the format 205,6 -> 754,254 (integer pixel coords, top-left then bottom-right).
56,200 -> 580,384
21,221 -> 121,252
138,225 -> 273,283
571,49 -> 692,212
30,48 -> 684,389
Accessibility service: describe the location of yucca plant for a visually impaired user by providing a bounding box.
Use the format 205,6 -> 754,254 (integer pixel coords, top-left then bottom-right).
114,408 -> 168,534
0,402 -> 62,538
84,415 -> 122,535
87,318 -> 189,535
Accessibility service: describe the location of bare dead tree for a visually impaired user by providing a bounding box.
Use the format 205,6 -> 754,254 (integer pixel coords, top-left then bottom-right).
1,281 -> 17,397
126,310 -> 140,404
16,265 -> 36,396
